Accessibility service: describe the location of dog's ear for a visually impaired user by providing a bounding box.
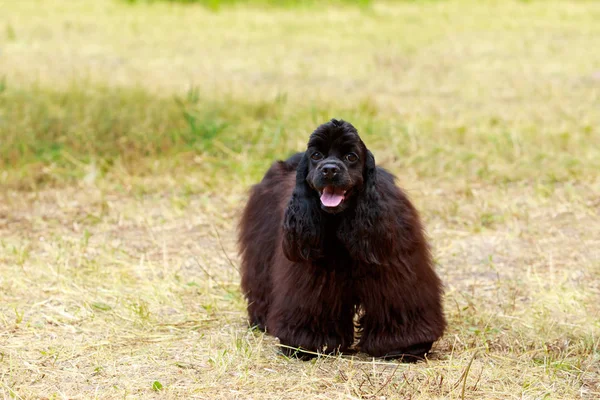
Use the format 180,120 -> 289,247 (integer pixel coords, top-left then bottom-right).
362,149 -> 378,196
282,153 -> 323,261
338,150 -> 391,264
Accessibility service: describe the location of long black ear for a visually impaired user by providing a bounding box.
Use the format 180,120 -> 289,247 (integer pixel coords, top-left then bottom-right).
282,153 -> 323,262
338,150 -> 391,264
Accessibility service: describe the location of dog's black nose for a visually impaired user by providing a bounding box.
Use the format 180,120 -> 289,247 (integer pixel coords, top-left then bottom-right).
321,164 -> 340,179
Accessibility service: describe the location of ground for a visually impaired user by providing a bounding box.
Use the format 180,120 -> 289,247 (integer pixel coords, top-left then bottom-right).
1,0 -> 599,399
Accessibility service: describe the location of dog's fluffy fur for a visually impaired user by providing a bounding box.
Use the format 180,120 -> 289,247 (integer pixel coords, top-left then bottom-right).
239,119 -> 446,360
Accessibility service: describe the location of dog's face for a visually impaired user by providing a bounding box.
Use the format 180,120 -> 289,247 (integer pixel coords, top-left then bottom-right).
305,120 -> 367,214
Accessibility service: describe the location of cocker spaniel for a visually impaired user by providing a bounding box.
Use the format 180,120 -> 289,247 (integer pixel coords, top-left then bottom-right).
239,119 -> 446,360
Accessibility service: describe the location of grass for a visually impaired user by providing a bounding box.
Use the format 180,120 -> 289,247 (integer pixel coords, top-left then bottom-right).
1,0 -> 600,398
121,0 -> 374,9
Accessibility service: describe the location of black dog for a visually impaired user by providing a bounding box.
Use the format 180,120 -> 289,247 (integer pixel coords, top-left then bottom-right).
239,119 -> 446,360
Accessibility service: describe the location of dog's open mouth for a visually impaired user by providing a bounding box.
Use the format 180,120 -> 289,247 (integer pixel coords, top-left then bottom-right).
319,186 -> 348,208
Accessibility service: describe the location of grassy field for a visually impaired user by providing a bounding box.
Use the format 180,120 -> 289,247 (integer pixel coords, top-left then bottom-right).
1,0 -> 600,398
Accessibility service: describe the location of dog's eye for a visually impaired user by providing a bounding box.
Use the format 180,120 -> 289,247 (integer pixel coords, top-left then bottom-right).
311,152 -> 323,161
345,153 -> 359,162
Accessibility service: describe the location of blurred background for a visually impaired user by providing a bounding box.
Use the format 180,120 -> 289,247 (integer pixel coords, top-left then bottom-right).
3,0 -> 599,190
1,1 -> 599,398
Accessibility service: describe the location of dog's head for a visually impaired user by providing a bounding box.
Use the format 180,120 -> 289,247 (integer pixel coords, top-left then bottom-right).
283,119 -> 379,261
304,119 -> 371,214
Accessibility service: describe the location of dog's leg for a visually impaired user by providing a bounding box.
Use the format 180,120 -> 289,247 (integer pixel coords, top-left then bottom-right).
246,295 -> 269,331
268,264 -> 355,359
356,271 -> 445,362
357,311 -> 439,362
275,313 -> 355,359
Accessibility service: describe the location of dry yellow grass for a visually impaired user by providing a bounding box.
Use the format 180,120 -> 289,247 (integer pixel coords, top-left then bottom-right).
1,0 -> 600,398
1,180 -> 598,399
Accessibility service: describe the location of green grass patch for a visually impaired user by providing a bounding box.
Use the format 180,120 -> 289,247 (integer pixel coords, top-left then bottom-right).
1,82 -> 599,190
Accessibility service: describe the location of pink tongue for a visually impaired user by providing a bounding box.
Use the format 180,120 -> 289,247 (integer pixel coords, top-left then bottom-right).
320,187 -> 344,207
